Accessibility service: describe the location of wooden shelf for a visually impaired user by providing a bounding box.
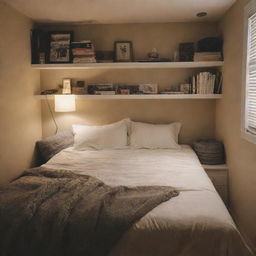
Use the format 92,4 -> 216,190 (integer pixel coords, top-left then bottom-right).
36,94 -> 222,100
31,61 -> 224,70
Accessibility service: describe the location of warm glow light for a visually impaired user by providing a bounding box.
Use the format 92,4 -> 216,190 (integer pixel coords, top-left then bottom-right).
54,95 -> 76,112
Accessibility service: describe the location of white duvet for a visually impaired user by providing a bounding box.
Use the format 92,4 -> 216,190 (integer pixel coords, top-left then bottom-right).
44,145 -> 253,256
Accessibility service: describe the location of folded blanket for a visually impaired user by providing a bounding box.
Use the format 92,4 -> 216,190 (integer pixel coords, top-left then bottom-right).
0,167 -> 178,256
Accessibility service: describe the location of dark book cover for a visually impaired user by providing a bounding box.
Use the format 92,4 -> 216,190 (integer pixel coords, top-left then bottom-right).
31,29 -> 47,64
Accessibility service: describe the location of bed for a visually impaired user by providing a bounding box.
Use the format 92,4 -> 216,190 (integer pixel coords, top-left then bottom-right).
43,145 -> 253,256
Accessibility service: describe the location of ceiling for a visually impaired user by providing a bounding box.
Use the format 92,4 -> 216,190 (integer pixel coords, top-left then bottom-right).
5,0 -> 236,24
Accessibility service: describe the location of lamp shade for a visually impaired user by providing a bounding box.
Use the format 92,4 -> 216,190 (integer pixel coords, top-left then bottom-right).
55,95 -> 76,112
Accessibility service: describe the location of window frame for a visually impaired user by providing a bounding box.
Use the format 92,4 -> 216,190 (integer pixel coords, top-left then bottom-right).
242,0 -> 256,144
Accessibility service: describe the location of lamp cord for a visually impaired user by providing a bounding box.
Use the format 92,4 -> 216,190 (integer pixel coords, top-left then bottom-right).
45,95 -> 58,134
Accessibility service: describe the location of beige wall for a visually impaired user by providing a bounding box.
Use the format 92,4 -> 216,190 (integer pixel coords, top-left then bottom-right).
0,1 -> 42,183
217,0 -> 256,250
42,98 -> 216,144
39,23 -> 219,60
40,22 -> 219,143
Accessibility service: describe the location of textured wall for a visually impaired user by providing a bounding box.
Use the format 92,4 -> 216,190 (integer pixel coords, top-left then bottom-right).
0,1 -> 42,183
217,0 -> 256,250
40,22 -> 219,144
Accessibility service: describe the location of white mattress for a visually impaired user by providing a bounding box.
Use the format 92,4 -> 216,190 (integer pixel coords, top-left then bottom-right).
44,145 -> 252,256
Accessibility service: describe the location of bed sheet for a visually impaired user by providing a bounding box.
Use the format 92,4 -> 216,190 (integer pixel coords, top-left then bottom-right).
44,145 -> 253,256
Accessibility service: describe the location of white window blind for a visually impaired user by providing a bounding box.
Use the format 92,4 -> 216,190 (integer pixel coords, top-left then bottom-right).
246,10 -> 256,134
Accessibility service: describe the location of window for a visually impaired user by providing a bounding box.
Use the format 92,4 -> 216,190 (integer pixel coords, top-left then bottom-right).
242,0 -> 256,144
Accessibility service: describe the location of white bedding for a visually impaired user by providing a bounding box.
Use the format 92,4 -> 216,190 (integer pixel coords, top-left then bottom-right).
44,145 -> 252,256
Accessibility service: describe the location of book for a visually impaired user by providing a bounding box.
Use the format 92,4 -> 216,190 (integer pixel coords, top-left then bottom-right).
160,91 -> 184,94
192,76 -> 196,94
94,91 -> 116,95
73,57 -> 96,63
87,84 -> 115,94
191,72 -> 219,94
72,40 -> 96,63
71,41 -> 94,49
214,71 -> 223,94
72,48 -> 95,56
194,52 -> 222,61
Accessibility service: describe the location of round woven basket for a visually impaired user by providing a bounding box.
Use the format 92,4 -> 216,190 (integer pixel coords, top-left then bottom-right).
193,140 -> 225,165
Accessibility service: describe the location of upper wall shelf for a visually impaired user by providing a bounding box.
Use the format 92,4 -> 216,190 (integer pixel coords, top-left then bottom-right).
31,61 -> 224,70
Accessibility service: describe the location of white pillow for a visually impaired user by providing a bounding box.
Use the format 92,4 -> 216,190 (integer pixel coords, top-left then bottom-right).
130,121 -> 181,149
72,118 -> 130,150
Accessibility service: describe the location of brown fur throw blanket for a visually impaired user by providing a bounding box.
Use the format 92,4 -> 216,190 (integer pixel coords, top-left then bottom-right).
0,167 -> 178,256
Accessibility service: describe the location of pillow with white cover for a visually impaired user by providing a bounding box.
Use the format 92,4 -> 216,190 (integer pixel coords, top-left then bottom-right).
130,121 -> 181,149
72,118 -> 130,150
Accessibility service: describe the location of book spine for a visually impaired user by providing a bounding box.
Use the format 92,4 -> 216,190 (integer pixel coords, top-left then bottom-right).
71,42 -> 93,48
197,74 -> 200,94
72,49 -> 95,55
95,91 -> 116,95
192,76 -> 196,94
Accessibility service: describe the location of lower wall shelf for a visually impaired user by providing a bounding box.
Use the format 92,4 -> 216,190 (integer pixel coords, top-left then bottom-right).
35,94 -> 222,100
31,61 -> 224,70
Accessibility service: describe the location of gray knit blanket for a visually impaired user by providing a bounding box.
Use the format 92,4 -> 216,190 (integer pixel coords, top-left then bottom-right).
0,167 -> 178,256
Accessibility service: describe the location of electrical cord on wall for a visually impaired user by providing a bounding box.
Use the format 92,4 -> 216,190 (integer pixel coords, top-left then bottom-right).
45,95 -> 58,134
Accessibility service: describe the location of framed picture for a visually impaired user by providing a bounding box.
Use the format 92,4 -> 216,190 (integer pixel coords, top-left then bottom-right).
62,78 -> 72,94
114,41 -> 133,62
48,31 -> 73,63
139,84 -> 158,94
120,89 -> 130,95
180,84 -> 191,94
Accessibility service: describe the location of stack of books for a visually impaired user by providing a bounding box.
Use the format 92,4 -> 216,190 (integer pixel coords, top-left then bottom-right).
87,84 -> 116,95
194,52 -> 222,61
71,40 -> 96,63
191,71 -> 222,94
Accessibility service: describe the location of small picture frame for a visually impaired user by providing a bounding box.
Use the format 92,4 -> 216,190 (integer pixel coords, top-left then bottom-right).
48,31 -> 73,63
120,89 -> 130,95
139,84 -> 158,94
62,78 -> 72,94
114,41 -> 133,62
180,84 -> 191,94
